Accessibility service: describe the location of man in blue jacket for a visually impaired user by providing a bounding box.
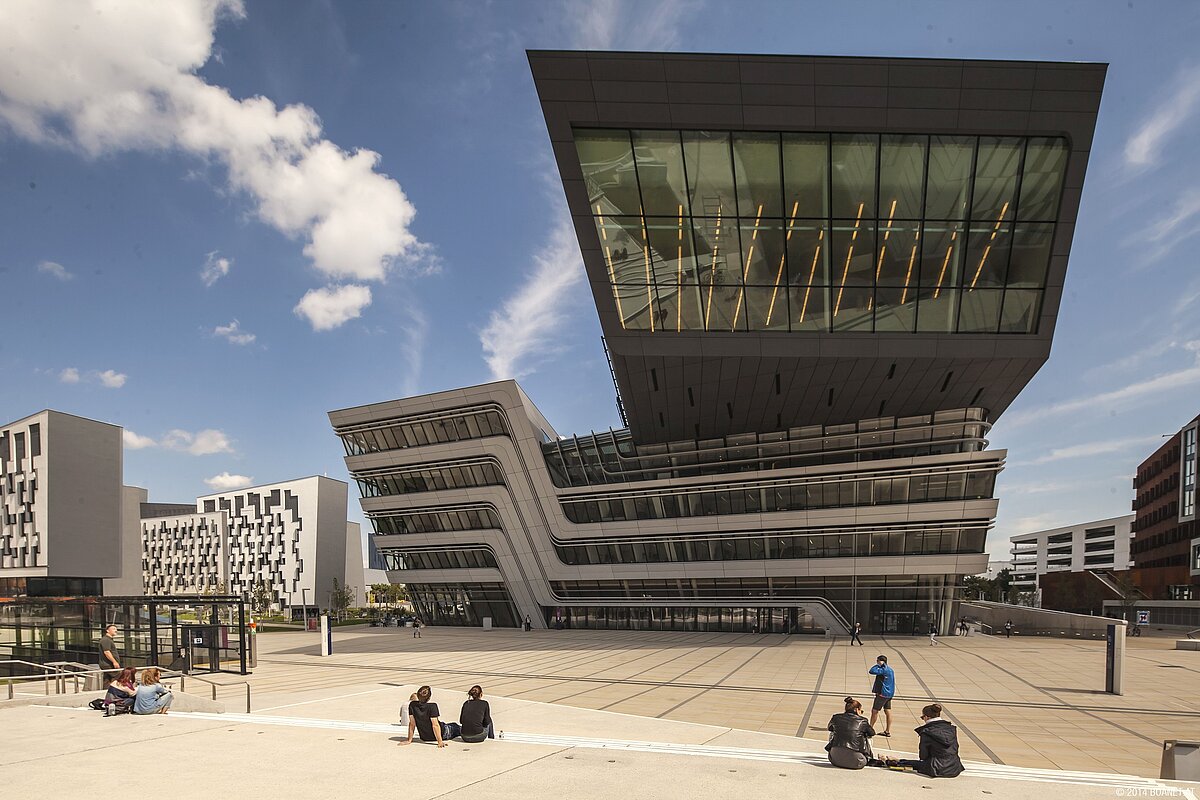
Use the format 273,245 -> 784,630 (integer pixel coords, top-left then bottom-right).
869,654 -> 895,737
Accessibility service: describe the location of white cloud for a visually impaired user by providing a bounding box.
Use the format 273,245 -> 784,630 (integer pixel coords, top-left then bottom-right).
0,0 -> 432,323
480,218 -> 585,381
204,471 -> 253,491
161,428 -> 234,455
122,430 -> 157,450
293,284 -> 371,331
1010,513 -> 1067,536
96,369 -> 127,388
1124,66 -> 1200,169
213,319 -> 256,345
200,251 -> 231,286
1003,341 -> 1200,428
570,0 -> 696,50
37,260 -> 73,281
1020,435 -> 1161,466
58,367 -> 80,384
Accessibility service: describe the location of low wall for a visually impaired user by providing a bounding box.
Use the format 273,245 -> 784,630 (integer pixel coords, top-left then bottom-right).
0,690 -> 225,713
962,601 -> 1126,639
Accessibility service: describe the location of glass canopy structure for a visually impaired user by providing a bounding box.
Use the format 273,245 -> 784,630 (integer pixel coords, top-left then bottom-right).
576,130 -> 1067,335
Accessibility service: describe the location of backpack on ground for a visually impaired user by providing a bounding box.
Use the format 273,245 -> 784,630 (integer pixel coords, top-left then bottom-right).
88,699 -> 106,711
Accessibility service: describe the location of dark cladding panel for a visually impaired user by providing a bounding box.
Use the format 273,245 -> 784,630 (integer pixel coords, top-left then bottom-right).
530,50 -> 1104,441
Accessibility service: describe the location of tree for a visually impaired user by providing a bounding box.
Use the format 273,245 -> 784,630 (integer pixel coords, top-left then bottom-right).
250,579 -> 273,616
994,568 -> 1013,604
329,578 -> 354,620
370,583 -> 394,608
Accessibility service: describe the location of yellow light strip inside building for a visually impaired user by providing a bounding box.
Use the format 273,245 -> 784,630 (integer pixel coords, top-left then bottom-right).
766,201 -> 800,327
597,204 -> 626,328
833,203 -> 865,317
730,204 -> 764,330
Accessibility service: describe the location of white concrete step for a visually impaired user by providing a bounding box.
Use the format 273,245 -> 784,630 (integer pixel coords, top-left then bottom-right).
178,711 -> 1195,795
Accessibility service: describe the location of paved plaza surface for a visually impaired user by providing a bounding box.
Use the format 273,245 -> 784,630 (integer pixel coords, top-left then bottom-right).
208,626 -> 1200,779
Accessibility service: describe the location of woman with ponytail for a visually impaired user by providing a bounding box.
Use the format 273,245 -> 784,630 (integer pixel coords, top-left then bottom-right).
826,696 -> 879,769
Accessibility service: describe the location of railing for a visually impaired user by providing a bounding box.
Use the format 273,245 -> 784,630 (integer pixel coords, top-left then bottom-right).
1188,628 -> 1200,641
170,671 -> 252,713
1,662 -> 251,712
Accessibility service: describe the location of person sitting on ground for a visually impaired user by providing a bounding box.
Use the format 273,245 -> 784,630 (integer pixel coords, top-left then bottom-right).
400,692 -> 417,728
401,685 -> 458,747
882,703 -> 964,778
133,667 -> 173,715
103,666 -> 138,715
825,696 -> 880,769
459,685 -> 495,743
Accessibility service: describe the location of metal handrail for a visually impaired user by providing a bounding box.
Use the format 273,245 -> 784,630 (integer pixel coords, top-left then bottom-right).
165,670 -> 252,713
2,664 -> 251,712
1188,628 -> 1200,641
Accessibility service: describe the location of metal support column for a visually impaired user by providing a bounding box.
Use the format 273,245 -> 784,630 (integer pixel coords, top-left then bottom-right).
237,598 -> 247,675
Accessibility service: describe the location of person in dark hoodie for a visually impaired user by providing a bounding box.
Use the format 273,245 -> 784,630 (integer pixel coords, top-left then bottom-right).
884,703 -> 964,778
826,696 -> 881,769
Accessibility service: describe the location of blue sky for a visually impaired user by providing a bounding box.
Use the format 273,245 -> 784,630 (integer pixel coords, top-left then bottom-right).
2,0 -> 1199,561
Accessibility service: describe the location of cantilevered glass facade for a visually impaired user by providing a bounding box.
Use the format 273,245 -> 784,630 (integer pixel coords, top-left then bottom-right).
576,130 -> 1067,335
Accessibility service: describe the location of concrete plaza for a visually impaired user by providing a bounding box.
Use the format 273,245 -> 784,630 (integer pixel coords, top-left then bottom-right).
3,626 -> 1199,800
218,626 -> 1200,778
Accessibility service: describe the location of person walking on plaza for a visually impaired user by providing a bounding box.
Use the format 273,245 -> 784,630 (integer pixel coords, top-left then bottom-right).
868,655 -> 896,738
882,703 -> 964,778
928,622 -> 939,646
826,696 -> 880,769
413,618 -> 423,639
1004,619 -> 1013,638
850,621 -> 864,646
524,615 -> 532,632
98,623 -> 121,680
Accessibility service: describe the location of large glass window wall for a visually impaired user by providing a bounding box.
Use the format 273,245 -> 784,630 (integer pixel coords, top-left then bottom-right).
337,406 -> 509,456
406,582 -> 519,628
553,523 -> 986,566
370,505 -> 502,535
378,547 -> 498,571
576,129 -> 1067,335
543,408 -> 989,488
559,466 -> 997,524
354,459 -> 505,498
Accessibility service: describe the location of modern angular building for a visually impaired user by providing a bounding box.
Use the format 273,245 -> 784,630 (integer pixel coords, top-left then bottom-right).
0,410 -> 143,597
1009,514 -> 1134,597
331,51 -> 1104,634
1131,414 -> 1199,600
141,476 -> 365,612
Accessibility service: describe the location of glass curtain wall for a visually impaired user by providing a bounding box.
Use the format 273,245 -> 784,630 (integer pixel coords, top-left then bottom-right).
575,129 -> 1067,335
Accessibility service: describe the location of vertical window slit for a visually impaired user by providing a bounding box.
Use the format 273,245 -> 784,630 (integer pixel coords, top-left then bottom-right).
940,371 -> 954,392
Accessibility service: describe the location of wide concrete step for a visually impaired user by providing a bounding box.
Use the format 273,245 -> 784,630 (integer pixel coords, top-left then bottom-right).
177,711 -> 1191,793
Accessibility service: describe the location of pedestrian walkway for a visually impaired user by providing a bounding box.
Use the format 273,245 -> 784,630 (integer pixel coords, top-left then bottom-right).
220,625 -> 1200,778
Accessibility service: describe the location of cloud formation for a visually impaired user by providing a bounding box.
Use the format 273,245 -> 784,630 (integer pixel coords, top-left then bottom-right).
200,251 -> 231,286
58,367 -> 80,384
1003,341 -> 1200,428
0,0 -> 432,328
37,260 -> 73,281
204,471 -> 253,491
161,428 -> 234,455
96,369 -> 127,388
1021,435 -> 1161,466
213,319 -> 256,345
294,284 -> 371,331
122,429 -> 157,450
480,219 -> 585,380
1124,65 -> 1200,169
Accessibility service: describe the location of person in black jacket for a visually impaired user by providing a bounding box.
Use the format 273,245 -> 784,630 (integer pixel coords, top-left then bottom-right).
885,703 -> 965,778
459,685 -> 495,743
826,697 -> 879,769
